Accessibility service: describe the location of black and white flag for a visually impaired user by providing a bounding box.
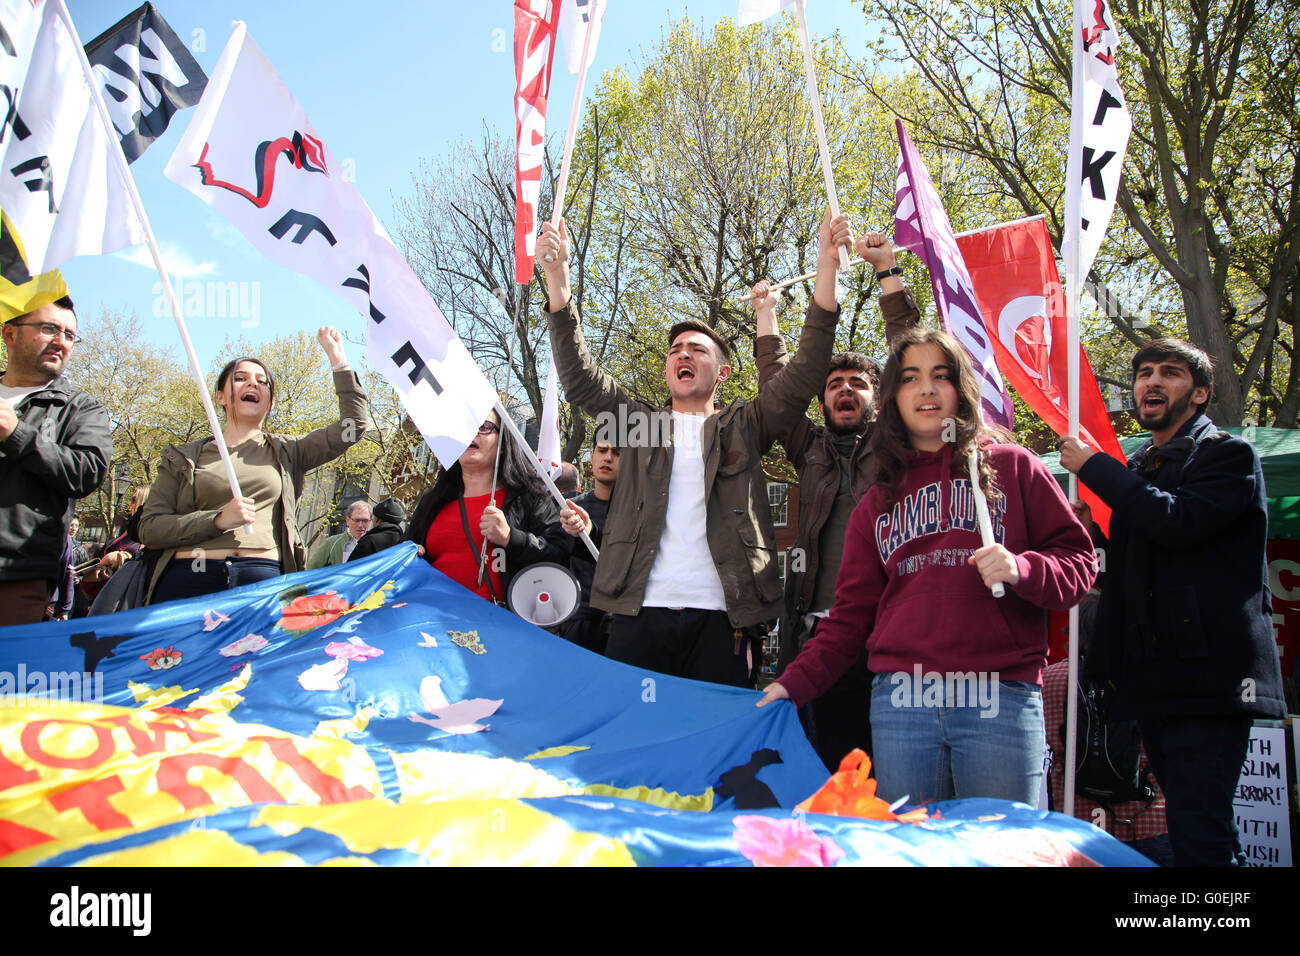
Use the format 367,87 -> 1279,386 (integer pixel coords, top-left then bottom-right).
85,2 -> 205,163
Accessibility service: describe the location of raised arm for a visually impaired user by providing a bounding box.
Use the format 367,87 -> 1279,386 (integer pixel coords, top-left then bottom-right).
856,232 -> 922,344
749,211 -> 850,450
281,328 -> 369,474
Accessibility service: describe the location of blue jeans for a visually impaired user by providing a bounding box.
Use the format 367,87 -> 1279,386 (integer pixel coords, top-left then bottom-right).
869,672 -> 1045,806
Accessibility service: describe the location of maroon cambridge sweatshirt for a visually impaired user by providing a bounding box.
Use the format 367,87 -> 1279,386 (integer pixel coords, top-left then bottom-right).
778,442 -> 1096,707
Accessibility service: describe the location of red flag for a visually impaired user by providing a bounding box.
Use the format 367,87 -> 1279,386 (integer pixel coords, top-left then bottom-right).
957,217 -> 1123,533
513,0 -> 561,283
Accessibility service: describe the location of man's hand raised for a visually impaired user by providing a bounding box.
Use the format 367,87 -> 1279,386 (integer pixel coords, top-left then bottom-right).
537,219 -> 572,312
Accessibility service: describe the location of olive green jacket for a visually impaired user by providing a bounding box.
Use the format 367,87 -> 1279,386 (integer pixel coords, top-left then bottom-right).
139,370 -> 368,602
546,300 -> 838,627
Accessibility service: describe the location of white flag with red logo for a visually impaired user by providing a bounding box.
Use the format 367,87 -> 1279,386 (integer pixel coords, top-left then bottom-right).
513,0 -> 560,284
1063,0 -> 1130,286
958,217 -> 1124,532
163,22 -> 496,468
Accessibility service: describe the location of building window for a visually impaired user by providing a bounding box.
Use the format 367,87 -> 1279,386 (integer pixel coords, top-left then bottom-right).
776,550 -> 787,587
768,482 -> 788,527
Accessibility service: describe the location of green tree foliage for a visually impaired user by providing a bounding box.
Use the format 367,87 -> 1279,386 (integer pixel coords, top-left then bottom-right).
856,0 -> 1300,425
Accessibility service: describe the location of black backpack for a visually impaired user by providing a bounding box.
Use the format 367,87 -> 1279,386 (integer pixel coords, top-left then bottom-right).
1064,672 -> 1156,813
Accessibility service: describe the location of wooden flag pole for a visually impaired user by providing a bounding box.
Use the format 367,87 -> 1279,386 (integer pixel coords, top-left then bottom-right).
543,1 -> 598,261
56,0 -> 252,534
793,0 -> 851,272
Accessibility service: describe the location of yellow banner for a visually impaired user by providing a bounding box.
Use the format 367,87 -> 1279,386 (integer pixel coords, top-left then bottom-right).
0,212 -> 67,323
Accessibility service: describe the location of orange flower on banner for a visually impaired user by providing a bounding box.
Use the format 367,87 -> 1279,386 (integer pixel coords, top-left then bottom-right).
733,816 -> 845,867
795,749 -> 932,824
279,593 -> 350,631
140,646 -> 182,670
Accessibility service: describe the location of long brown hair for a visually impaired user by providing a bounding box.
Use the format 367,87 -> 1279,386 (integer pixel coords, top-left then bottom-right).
870,327 -> 1005,508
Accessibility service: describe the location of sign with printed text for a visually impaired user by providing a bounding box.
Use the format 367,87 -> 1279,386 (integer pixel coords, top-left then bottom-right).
1233,723 -> 1291,867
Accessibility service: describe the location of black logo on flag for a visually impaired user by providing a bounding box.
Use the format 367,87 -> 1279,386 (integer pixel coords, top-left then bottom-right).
84,2 -> 207,164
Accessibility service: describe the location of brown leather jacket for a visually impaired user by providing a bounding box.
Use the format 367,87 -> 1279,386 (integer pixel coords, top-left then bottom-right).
758,288 -> 920,671
546,299 -> 840,627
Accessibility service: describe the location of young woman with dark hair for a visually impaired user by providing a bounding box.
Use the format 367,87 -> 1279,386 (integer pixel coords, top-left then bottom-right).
139,328 -> 367,604
759,327 -> 1096,805
406,408 -> 569,604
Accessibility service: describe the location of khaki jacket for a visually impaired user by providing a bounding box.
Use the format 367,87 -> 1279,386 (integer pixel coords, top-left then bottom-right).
756,287 -> 920,670
546,300 -> 839,627
139,370 -> 368,601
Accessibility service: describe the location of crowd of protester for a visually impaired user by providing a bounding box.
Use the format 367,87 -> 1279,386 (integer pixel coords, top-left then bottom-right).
1,208 -> 1285,867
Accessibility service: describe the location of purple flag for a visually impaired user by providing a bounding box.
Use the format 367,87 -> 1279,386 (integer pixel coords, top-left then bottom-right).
894,121 -> 1014,428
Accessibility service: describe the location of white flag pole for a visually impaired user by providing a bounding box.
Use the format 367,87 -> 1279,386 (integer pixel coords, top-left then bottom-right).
735,214 -> 1051,302
543,1 -> 598,260
494,401 -> 598,559
54,0 -> 251,533
1061,0 -> 1087,820
968,449 -> 1005,598
793,0 -> 851,272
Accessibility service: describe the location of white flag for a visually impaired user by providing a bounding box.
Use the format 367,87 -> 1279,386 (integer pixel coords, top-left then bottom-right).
738,0 -> 800,27
164,23 -> 496,468
535,355 -> 562,479
0,0 -> 145,276
1063,0 -> 1130,284
559,0 -> 604,75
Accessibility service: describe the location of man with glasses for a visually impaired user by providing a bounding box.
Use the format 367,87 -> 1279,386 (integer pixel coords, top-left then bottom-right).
1,296 -> 111,626
307,499 -> 374,569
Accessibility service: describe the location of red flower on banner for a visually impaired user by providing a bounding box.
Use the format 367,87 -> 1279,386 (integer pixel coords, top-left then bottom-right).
280,593 -> 349,631
732,816 -> 845,868
140,646 -> 182,670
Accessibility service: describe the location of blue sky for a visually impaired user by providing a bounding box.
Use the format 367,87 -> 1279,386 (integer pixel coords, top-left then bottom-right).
60,0 -> 875,369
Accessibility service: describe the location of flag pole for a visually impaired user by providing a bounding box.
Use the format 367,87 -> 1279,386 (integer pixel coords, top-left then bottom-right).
793,0 -> 851,272
542,1 -> 598,260
494,400 -> 598,559
1061,0 -> 1087,819
734,214 -> 1054,302
54,0 -> 252,534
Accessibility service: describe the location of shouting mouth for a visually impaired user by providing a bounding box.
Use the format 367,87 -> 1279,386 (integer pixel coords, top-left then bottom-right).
1141,392 -> 1167,415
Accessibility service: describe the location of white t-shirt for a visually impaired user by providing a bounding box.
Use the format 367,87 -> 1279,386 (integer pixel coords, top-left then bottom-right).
0,381 -> 49,408
642,410 -> 727,610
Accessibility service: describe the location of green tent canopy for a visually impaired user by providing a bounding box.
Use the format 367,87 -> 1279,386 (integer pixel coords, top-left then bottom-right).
1039,426 -> 1300,540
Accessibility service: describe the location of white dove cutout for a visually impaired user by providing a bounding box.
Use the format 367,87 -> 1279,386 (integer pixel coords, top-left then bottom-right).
408,675 -> 502,735
202,609 -> 231,631
298,657 -> 348,691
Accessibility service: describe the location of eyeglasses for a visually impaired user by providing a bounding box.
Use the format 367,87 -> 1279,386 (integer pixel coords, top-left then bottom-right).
477,422 -> 500,435
10,321 -> 81,344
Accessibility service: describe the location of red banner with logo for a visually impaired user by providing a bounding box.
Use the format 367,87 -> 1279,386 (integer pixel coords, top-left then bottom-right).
958,217 -> 1123,533
513,0 -> 561,283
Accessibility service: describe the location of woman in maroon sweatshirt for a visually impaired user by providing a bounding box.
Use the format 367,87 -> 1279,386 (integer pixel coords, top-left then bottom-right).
759,328 -> 1095,806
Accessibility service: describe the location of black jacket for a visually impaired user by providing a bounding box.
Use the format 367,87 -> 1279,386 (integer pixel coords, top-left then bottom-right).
1079,413 -> 1285,719
406,467 -> 570,599
0,375 -> 111,581
350,499 -> 407,562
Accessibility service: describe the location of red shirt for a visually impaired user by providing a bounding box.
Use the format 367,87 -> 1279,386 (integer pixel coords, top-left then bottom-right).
424,491 -> 504,602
